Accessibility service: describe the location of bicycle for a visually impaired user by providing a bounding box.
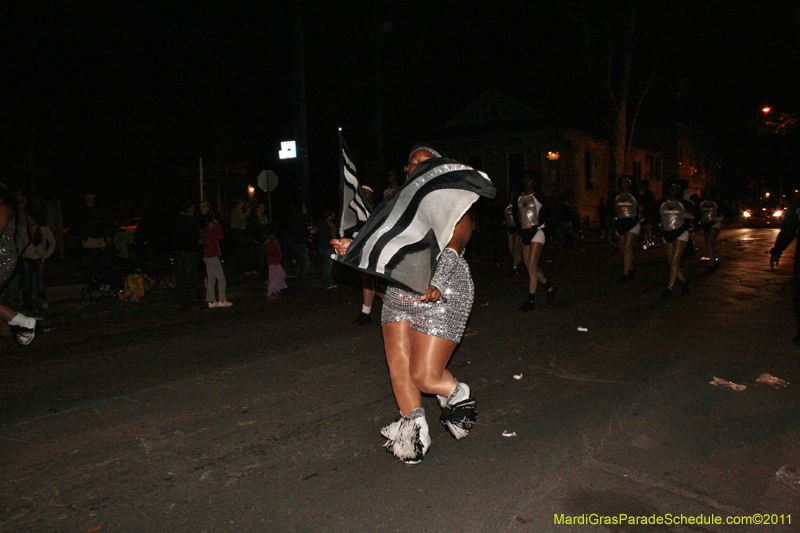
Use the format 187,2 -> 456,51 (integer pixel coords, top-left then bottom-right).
640,222 -> 665,250
606,218 -> 664,250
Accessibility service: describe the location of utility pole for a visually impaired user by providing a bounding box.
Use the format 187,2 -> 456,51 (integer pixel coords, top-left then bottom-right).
291,0 -> 310,206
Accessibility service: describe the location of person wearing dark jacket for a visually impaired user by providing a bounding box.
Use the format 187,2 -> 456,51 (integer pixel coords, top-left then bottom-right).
170,200 -> 201,310
288,204 -> 315,292
770,193 -> 800,342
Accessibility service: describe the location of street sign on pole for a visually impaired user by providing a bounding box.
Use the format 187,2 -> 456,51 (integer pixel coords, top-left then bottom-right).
257,170 -> 279,192
257,170 -> 279,221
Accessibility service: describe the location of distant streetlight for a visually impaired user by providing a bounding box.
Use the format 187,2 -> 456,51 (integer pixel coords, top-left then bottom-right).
756,106 -> 799,201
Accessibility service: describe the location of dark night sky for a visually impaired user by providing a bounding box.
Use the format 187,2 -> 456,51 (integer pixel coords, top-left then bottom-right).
2,1 -> 799,214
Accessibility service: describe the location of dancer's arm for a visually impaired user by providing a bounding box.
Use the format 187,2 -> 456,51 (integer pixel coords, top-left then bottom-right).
421,212 -> 472,302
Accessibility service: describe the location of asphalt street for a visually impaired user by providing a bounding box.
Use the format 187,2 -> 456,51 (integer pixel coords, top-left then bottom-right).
1,227 -> 799,532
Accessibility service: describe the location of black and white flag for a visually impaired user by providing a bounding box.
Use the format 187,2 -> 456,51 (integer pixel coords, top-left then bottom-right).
338,131 -> 373,238
335,157 -> 496,294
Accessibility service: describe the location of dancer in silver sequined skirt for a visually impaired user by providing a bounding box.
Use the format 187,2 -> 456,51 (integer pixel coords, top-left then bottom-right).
381,248 -> 473,343
332,146 -> 491,463
0,182 -> 38,346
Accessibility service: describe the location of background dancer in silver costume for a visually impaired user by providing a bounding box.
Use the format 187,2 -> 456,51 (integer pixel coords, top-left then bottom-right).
332,145 -> 495,464
659,183 -> 690,297
518,172 -> 556,311
613,176 -> 640,282
0,183 -> 37,345
699,185 -> 722,273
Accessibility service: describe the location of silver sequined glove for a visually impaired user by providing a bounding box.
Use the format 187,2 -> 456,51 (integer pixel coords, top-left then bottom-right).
430,248 -> 460,294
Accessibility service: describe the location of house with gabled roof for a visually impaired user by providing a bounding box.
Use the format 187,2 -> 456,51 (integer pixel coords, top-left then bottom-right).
432,89 -> 683,227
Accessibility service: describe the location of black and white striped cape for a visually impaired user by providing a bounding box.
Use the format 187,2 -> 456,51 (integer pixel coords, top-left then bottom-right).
337,132 -> 373,238
336,157 -> 496,294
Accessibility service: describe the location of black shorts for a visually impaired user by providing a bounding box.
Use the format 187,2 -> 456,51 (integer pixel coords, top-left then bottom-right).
701,221 -> 718,234
663,226 -> 688,244
614,217 -> 639,234
519,226 -> 541,244
506,226 -> 518,235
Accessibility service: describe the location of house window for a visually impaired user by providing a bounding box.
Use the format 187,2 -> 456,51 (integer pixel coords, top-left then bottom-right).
584,150 -> 594,190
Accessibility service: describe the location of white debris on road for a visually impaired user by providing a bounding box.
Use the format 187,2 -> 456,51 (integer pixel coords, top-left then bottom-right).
756,373 -> 789,388
709,377 -> 747,391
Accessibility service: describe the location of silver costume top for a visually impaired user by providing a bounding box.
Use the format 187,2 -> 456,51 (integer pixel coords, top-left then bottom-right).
503,204 -> 516,227
699,200 -> 720,223
517,193 -> 542,230
660,200 -> 685,231
614,193 -> 638,219
382,248 -> 474,343
0,218 -> 17,282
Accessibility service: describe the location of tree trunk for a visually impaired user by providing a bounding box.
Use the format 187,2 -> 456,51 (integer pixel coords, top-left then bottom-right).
609,97 -> 629,197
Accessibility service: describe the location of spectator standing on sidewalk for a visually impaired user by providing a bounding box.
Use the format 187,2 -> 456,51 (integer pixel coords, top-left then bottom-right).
19,210 -> 56,310
230,199 -> 253,275
288,203 -> 314,292
264,225 -> 287,299
170,199 -> 201,311
352,184 -> 382,325
200,202 -> 232,308
76,190 -> 112,252
382,171 -> 401,202
0,182 -> 36,345
248,202 -> 270,279
316,209 -> 337,289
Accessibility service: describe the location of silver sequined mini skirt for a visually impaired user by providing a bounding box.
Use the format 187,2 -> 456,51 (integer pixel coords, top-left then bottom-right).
381,256 -> 474,343
0,219 -> 17,282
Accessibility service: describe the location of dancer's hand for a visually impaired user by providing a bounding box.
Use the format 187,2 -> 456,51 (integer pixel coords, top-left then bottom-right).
330,238 -> 351,255
420,285 -> 442,302
770,251 -> 780,269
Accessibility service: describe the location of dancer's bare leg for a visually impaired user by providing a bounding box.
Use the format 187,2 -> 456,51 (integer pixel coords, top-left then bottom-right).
666,240 -> 688,286
523,242 -> 548,293
408,329 -> 458,398
382,321 -> 421,416
705,227 -> 720,264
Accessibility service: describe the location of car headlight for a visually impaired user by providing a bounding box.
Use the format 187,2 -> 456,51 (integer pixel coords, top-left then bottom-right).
743,210 -> 751,217
774,210 -> 783,217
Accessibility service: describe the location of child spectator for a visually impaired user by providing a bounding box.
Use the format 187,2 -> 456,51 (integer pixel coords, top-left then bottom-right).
264,225 -> 287,299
